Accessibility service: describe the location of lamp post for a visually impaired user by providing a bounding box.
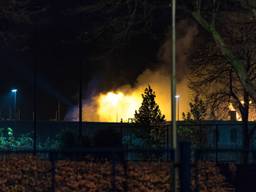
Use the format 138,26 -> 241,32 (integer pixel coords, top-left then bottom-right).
170,1 -> 177,192
11,89 -> 18,120
175,95 -> 180,121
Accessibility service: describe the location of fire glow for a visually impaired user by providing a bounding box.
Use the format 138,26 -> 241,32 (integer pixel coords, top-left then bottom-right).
65,69 -> 192,122
82,70 -> 169,122
228,103 -> 241,121
73,70 -> 192,122
65,22 -> 198,122
96,91 -> 141,122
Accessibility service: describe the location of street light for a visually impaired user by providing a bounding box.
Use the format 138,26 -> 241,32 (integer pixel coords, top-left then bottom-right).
11,89 -> 18,120
170,1 -> 177,192
175,95 -> 180,121
11,89 -> 18,93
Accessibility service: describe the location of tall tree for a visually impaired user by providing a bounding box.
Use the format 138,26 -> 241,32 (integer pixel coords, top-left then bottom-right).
180,0 -> 256,103
182,96 -> 207,121
134,86 -> 166,148
188,10 -> 256,163
180,96 -> 207,145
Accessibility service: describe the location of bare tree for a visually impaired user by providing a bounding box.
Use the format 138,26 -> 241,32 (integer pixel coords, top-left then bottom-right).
0,0 -> 49,52
179,0 -> 256,103
188,12 -> 256,163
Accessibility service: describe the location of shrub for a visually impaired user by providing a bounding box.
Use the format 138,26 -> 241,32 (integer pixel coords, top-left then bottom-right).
0,127 -> 33,150
57,129 -> 91,150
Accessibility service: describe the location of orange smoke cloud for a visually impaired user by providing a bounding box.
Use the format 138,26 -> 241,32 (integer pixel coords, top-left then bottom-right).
66,20 -> 197,122
81,69 -> 192,122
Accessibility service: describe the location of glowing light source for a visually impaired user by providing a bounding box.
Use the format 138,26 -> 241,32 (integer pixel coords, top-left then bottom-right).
104,92 -> 123,106
96,91 -> 142,122
241,100 -> 253,105
228,103 -> 236,111
228,103 -> 241,121
11,89 -> 18,93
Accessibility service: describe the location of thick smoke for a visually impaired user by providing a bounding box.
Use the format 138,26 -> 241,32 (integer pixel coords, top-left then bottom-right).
159,20 -> 198,81
65,20 -> 198,122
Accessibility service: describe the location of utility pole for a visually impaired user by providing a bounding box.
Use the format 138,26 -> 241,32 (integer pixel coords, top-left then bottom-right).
170,0 -> 178,192
78,0 -> 83,140
176,95 -> 180,121
57,101 -> 61,120
33,61 -> 38,155
9,107 -> 12,120
79,61 -> 83,139
18,109 -> 21,120
33,23 -> 38,155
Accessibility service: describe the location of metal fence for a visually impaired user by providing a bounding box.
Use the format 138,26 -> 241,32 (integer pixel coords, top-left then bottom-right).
2,141 -> 256,192
1,120 -> 256,161
0,148 -> 175,192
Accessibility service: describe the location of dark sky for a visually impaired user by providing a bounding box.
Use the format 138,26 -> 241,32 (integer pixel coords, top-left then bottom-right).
0,0 -> 245,120
0,0 -> 170,120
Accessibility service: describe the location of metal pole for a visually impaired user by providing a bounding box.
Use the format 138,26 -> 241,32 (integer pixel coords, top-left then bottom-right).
176,96 -> 180,121
179,142 -> 192,192
18,109 -> 21,120
57,101 -> 61,120
170,0 -> 178,191
79,61 -> 83,139
33,60 -> 38,155
9,107 -> 12,120
111,156 -> 117,192
14,92 -> 17,132
171,0 -> 177,152
33,24 -> 38,155
177,98 -> 179,120
50,152 -> 56,192
78,0 -> 83,140
14,92 -> 17,120
215,125 -> 218,163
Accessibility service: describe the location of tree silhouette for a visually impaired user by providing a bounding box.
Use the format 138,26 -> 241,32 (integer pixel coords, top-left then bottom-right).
180,96 -> 207,144
182,96 -> 207,121
133,86 -> 165,148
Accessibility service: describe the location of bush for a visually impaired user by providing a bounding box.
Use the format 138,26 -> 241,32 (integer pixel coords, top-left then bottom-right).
0,127 -> 33,150
57,129 -> 91,150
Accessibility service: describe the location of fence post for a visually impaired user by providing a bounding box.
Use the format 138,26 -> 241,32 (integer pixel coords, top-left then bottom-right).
179,142 -> 192,192
123,159 -> 128,192
194,149 -> 200,192
215,125 -> 218,163
112,152 -> 116,192
50,152 -> 56,192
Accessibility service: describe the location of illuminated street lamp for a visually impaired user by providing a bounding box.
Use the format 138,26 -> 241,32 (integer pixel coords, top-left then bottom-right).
175,95 -> 180,121
170,1 -> 177,192
11,89 -> 18,93
11,89 -> 18,120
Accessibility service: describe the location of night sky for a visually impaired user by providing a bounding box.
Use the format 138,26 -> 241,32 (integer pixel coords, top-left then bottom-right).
0,0 -> 171,120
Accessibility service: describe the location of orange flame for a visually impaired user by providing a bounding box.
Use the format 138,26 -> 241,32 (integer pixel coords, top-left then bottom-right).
96,91 -> 141,122
80,70 -> 192,122
228,103 -> 241,121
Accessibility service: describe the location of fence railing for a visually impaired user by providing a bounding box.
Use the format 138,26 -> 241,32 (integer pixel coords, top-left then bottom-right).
0,148 -> 176,192
194,148 -> 256,164
1,143 -> 251,192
